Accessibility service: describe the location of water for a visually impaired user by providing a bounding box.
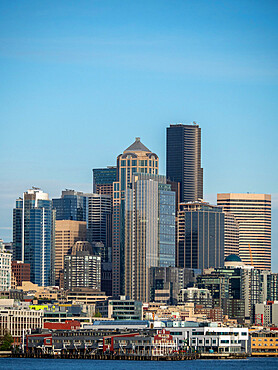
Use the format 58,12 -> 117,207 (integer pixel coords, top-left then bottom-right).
0,358 -> 277,370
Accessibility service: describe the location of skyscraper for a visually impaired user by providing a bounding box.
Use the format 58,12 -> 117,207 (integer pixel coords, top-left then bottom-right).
223,212 -> 239,258
13,188 -> 55,286
166,123 -> 203,203
112,137 -> 159,296
217,193 -> 271,270
87,193 -> 112,262
93,167 -> 117,197
124,173 -> 175,302
177,201 -> 224,270
52,189 -> 87,222
64,241 -> 101,291
54,220 -> 87,286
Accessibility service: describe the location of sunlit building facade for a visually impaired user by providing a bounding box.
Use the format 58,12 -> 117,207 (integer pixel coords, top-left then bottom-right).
13,188 -> 55,286
124,173 -> 175,302
217,193 -> 271,270
112,137 -> 159,296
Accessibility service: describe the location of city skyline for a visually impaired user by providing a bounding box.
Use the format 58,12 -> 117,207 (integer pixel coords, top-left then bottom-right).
1,1 -> 277,271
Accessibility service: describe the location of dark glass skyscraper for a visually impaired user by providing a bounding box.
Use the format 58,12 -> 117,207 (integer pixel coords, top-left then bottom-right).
92,167 -> 117,197
86,193 -> 112,262
177,201 -> 224,271
166,123 -> 203,203
52,190 -> 87,221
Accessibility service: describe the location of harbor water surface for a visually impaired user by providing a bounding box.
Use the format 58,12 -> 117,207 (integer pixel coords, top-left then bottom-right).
0,357 -> 278,370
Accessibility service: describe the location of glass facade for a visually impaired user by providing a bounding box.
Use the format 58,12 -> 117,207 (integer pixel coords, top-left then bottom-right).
178,202 -> 224,271
124,173 -> 176,302
87,194 -> 112,262
158,188 -> 176,267
112,138 -> 159,296
13,189 -> 54,286
52,190 -> 87,221
93,167 -> 117,186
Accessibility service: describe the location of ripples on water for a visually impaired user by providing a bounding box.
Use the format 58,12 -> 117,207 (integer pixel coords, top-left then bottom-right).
0,358 -> 277,370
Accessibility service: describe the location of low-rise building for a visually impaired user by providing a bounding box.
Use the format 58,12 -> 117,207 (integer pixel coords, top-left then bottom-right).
65,288 -> 109,304
178,287 -> 212,308
11,261 -> 30,286
250,329 -> 278,354
0,306 -> 43,345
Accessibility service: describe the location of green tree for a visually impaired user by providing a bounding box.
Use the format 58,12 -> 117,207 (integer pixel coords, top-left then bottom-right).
0,331 -> 13,351
94,310 -> 102,318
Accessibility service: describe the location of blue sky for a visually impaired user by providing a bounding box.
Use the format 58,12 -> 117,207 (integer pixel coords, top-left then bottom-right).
1,1 -> 278,269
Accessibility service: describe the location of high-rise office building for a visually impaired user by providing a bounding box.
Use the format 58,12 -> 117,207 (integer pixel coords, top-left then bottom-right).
87,193 -> 112,262
166,123 -> 203,203
223,212 -> 239,258
124,173 -> 175,302
93,167 -> 117,197
217,193 -> 271,270
64,241 -> 101,291
52,189 -> 87,222
177,201 -> 224,270
54,220 -> 87,286
13,188 -> 55,286
112,137 -> 159,296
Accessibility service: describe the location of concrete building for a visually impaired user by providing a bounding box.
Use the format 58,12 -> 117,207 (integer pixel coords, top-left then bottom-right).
55,220 -> 87,286
11,260 -> 30,286
0,306 -> 43,345
0,240 -> 12,290
112,137 -> 159,296
65,288 -> 109,304
166,123 -> 203,203
107,297 -> 143,320
178,287 -> 212,308
149,266 -> 195,304
217,193 -> 271,270
124,173 -> 175,302
177,201 -> 224,270
64,241 -> 101,291
13,188 -> 55,286
254,301 -> 278,327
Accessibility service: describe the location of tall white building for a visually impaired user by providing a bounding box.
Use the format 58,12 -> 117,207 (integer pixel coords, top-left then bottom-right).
0,239 -> 12,290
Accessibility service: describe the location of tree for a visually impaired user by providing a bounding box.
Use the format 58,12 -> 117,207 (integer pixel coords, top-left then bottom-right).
0,331 -> 13,351
94,310 -> 102,318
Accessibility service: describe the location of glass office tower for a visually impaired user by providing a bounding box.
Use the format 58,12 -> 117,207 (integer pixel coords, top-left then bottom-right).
52,189 -> 87,221
177,201 -> 224,271
124,173 -> 175,302
87,193 -> 112,262
13,188 -> 54,286
92,167 -> 117,197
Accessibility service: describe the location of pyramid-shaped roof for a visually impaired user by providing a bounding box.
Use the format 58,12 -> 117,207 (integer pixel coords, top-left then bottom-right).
124,137 -> 151,152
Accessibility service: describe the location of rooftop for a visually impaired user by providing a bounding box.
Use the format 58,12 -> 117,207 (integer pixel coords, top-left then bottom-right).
124,137 -> 151,152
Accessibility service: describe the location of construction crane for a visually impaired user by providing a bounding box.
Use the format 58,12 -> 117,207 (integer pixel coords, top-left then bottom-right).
248,244 -> 254,267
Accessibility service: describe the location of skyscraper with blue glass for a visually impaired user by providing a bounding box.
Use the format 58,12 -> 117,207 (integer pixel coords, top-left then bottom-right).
52,189 -> 87,222
124,173 -> 175,302
13,188 -> 55,286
